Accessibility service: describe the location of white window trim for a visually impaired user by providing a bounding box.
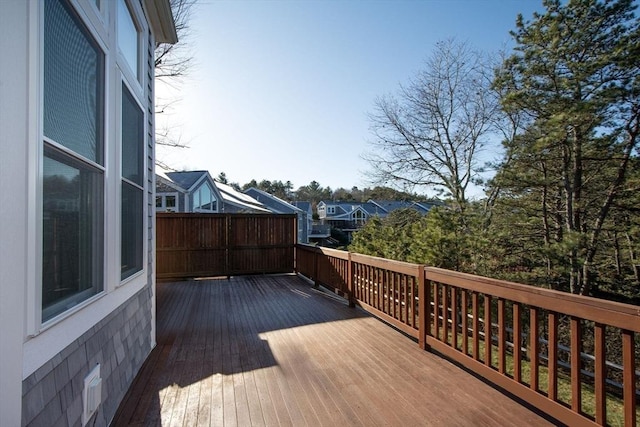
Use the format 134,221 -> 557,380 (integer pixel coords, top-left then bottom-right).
24,0 -> 153,374
116,0 -> 146,93
193,182 -> 219,213
117,76 -> 148,287
156,192 -> 179,212
34,0 -> 112,331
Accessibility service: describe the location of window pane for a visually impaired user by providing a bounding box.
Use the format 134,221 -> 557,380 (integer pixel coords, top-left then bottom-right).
194,184 -> 217,211
117,0 -> 139,78
44,0 -> 104,164
193,190 -> 200,210
166,196 -> 176,208
121,182 -> 143,280
156,196 -> 162,208
201,185 -> 211,207
42,147 -> 104,321
122,84 -> 144,185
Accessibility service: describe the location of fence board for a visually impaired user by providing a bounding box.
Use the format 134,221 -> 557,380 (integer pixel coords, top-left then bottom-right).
156,213 -> 296,279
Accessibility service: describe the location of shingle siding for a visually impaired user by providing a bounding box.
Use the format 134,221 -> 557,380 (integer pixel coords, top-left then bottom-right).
21,288 -> 153,426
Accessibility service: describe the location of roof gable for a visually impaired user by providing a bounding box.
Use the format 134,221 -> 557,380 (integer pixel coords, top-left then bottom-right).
165,171 -> 209,191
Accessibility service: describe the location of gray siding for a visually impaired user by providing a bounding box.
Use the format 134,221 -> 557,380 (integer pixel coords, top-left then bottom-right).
21,287 -> 153,427
22,22 -> 157,427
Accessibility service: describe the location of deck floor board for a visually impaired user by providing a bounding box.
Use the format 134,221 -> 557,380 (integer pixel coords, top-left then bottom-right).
113,275 -> 556,426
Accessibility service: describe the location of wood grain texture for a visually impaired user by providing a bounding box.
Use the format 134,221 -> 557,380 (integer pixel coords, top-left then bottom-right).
114,275 -> 554,426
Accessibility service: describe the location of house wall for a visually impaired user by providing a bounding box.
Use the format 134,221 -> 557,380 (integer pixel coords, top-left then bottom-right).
21,287 -> 153,426
0,1 -> 163,425
0,2 -> 30,424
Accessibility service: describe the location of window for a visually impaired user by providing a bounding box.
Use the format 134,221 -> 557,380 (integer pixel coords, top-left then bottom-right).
42,0 -> 105,321
353,210 -> 366,226
117,0 -> 139,79
156,194 -> 178,212
327,206 -> 336,215
121,84 -> 144,280
193,183 -> 217,212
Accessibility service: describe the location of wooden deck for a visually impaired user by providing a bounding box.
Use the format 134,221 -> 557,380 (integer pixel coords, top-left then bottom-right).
113,274 -> 557,426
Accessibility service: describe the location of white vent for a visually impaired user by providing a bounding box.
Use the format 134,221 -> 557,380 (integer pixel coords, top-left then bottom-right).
82,364 -> 102,426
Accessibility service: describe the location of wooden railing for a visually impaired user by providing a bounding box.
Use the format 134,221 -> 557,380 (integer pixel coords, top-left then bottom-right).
296,244 -> 640,427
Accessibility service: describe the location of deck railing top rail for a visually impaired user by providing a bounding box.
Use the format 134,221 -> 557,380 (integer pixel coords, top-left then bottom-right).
425,266 -> 640,332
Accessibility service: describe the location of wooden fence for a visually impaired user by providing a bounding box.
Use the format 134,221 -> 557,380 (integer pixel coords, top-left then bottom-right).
296,243 -> 640,427
156,213 -> 296,279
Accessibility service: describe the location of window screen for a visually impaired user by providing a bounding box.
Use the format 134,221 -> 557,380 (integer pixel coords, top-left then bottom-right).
42,0 -> 105,321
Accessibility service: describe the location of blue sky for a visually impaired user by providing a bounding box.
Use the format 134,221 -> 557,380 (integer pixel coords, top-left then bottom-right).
156,0 -> 546,194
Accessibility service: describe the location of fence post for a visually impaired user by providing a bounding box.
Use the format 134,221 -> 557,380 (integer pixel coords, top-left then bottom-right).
418,265 -> 430,351
347,252 -> 355,308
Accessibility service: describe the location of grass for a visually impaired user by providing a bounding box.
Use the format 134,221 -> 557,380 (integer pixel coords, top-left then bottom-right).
433,328 -> 637,427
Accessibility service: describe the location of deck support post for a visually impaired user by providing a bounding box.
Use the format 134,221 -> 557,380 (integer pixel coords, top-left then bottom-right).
418,265 -> 429,351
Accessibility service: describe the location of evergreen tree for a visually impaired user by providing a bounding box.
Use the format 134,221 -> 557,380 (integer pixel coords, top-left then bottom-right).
493,0 -> 640,294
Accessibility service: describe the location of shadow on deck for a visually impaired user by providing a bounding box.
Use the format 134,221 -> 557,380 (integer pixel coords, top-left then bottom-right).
113,274 -> 556,426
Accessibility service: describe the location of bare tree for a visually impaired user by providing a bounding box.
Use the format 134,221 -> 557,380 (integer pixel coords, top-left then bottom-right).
365,39 -> 501,213
155,0 -> 196,83
155,0 -> 197,167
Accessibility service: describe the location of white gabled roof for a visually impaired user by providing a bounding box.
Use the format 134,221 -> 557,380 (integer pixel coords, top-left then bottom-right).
214,181 -> 272,213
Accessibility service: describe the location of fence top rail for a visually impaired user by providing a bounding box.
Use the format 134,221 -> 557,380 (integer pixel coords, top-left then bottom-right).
425,267 -> 640,332
157,213 -> 297,219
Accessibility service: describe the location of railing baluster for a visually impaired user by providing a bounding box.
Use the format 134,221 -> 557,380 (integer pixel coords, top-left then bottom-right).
570,317 -> 581,413
530,307 -> 539,392
451,287 -> 458,350
548,312 -> 558,401
366,265 -> 372,306
472,292 -> 479,360
390,271 -> 395,319
443,285 -> 450,345
418,269 -> 428,350
484,295 -> 492,367
397,272 -> 401,320
461,289 -> 468,356
434,282 -> 440,341
404,274 -> 409,325
623,329 -> 636,427
513,303 -> 522,383
594,322 -> 606,425
498,298 -> 506,374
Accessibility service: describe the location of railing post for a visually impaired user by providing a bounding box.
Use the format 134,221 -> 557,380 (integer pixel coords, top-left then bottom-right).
418,265 -> 429,351
347,252 -> 355,307
313,246 -> 319,288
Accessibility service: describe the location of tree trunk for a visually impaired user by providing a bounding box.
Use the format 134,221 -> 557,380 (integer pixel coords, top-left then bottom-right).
627,231 -> 640,286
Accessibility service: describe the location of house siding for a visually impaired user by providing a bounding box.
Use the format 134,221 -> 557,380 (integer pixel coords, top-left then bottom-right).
21,287 -> 153,427
145,23 -> 158,353
20,4 -> 159,426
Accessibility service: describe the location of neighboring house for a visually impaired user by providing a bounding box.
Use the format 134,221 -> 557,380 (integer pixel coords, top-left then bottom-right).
244,188 -> 310,243
0,1 -> 176,426
156,170 -> 270,213
293,201 -> 331,242
317,200 -> 436,240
